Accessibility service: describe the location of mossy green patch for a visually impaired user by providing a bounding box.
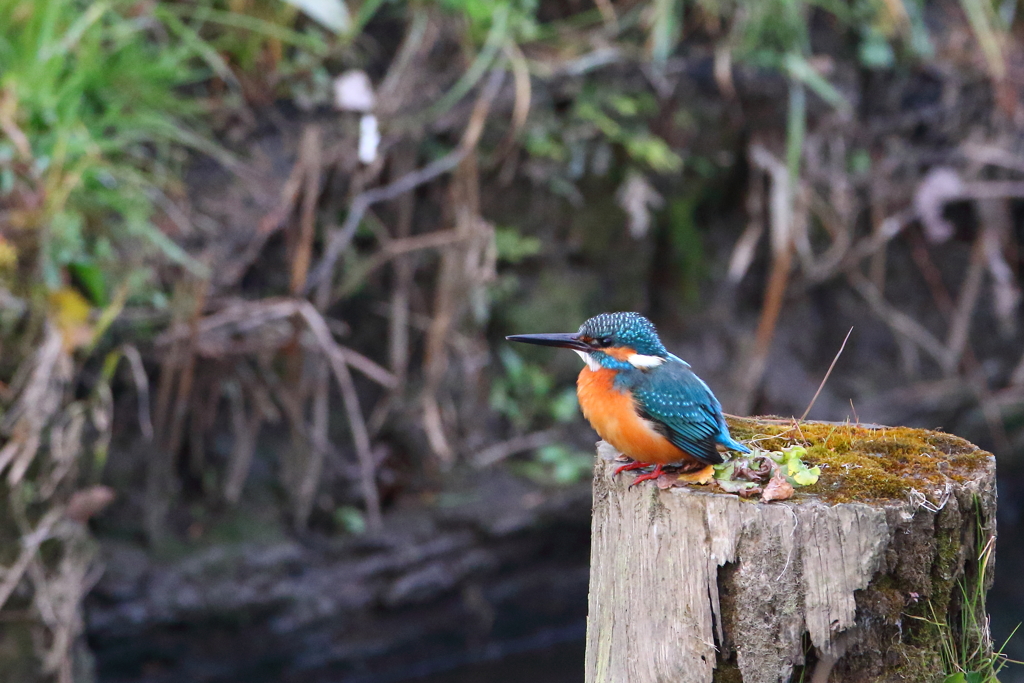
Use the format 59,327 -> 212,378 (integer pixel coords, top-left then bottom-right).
857,578 -> 907,626
877,643 -> 945,683
724,417 -> 991,505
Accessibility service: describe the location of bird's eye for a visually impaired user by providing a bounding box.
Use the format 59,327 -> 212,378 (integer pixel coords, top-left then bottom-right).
596,336 -> 613,348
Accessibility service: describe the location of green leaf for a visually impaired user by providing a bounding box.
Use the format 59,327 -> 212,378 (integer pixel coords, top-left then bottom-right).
499,346 -> 526,381
859,30 -> 895,69
525,129 -> 566,162
649,0 -> 682,67
609,95 -> 639,117
68,261 -> 107,306
713,462 -> 736,481
782,445 -> 807,463
334,506 -> 366,534
625,133 -> 683,173
527,365 -> 552,397
717,479 -> 760,494
782,52 -> 849,112
792,467 -> 820,486
495,227 -> 542,264
550,388 -> 579,423
531,445 -> 592,485
849,149 -> 872,175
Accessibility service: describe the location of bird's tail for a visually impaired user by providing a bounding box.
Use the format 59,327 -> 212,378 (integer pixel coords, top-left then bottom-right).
717,433 -> 751,454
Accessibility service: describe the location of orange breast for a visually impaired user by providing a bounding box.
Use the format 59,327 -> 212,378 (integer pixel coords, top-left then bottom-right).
576,366 -> 693,465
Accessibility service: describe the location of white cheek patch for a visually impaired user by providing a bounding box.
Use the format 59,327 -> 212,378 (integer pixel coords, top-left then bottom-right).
574,350 -> 601,371
628,353 -> 666,369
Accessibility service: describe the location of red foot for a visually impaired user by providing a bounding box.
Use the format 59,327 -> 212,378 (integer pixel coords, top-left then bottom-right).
630,464 -> 665,487
613,461 -> 651,475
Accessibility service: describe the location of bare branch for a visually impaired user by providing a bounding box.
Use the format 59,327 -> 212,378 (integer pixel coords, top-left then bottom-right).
120,344 -> 154,441
474,430 -> 559,468
295,303 -> 382,531
943,227 -> 988,374
0,509 -> 61,612
848,272 -> 950,368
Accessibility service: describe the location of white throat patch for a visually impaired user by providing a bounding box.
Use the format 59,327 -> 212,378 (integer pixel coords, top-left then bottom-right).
627,353 -> 666,369
574,349 -> 602,371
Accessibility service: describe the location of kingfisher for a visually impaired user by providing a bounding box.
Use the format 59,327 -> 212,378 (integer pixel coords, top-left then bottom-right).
507,312 -> 750,485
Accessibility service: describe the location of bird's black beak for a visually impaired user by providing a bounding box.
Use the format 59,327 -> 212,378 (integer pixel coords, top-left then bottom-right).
506,332 -> 590,352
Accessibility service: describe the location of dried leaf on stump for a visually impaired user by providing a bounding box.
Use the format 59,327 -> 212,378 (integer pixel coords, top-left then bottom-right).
762,473 -> 795,502
735,455 -> 773,483
676,464 -> 715,484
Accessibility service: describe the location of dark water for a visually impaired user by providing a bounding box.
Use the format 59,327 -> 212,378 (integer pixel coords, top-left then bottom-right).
408,640 -> 586,683
330,625 -> 585,683
92,465 -> 1024,683
991,466 -> 1024,683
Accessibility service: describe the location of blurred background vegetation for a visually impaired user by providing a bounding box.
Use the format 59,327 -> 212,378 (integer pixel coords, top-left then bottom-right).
2,0 -> 1024,680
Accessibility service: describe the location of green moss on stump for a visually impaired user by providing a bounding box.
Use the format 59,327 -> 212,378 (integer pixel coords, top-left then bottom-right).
725,417 -> 992,505
876,643 -> 945,683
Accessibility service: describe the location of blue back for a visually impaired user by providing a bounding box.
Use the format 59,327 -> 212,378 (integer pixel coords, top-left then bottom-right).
631,358 -> 749,464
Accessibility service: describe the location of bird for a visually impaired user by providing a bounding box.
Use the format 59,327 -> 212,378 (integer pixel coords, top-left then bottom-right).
506,312 -> 750,485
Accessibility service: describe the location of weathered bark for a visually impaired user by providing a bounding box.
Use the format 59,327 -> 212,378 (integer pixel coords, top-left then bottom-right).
585,426 -> 997,683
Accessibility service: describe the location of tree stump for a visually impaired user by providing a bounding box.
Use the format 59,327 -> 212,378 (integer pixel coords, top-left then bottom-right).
584,419 -> 997,683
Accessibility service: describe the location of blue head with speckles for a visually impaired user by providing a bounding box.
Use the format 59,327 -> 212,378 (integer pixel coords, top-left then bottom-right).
578,312 -> 667,357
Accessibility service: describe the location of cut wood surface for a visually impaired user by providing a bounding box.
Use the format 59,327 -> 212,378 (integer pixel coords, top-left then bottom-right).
584,419 -> 997,683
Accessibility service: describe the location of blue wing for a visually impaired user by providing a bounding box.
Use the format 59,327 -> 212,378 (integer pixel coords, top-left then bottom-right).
632,359 -> 749,465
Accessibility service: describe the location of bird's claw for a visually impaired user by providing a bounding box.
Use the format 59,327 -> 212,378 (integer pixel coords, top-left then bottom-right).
614,461 -> 714,487
612,460 -> 665,487
629,464 -> 665,487
613,461 -> 651,476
